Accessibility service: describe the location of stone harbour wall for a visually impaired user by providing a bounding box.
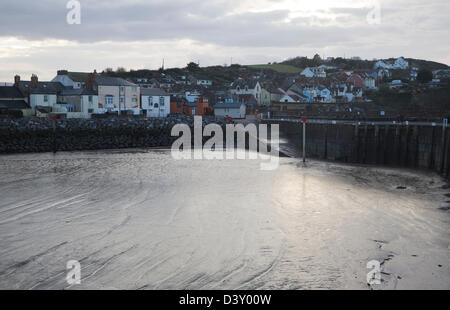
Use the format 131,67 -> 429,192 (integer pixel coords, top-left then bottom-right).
0,116 -> 230,154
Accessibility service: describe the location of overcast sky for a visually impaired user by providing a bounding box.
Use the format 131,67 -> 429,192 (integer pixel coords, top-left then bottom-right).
0,0 -> 449,82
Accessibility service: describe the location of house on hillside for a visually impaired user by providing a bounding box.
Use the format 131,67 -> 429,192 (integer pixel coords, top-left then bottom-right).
260,88 -> 283,106
195,96 -> 213,116
410,67 -> 419,81
374,60 -> 391,70
346,73 -> 366,90
279,90 -> 306,103
214,102 -> 246,119
299,68 -> 314,78
374,57 -> 409,70
433,69 -> 450,79
170,97 -> 186,114
190,75 -> 213,87
300,67 -> 326,78
316,86 -> 332,103
393,57 -> 409,70
229,78 -> 262,104
185,90 -> 202,103
330,82 -> 355,103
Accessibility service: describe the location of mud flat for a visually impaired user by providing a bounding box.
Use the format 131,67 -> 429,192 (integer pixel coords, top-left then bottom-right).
0,150 -> 448,289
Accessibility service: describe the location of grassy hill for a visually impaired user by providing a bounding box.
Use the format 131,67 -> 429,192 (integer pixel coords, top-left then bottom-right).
247,63 -> 302,74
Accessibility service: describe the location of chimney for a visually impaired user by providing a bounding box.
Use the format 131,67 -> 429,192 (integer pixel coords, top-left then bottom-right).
14,75 -> 20,87
86,71 -> 97,91
57,70 -> 68,76
31,74 -> 39,88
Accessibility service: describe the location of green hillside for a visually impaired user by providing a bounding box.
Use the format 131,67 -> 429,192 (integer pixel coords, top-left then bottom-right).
247,63 -> 302,74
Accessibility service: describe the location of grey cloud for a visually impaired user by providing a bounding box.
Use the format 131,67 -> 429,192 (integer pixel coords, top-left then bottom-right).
0,0 -> 446,49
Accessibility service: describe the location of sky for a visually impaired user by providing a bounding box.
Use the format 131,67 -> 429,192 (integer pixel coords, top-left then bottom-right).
0,0 -> 449,82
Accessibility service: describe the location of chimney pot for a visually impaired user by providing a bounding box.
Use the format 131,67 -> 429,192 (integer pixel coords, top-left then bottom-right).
31,74 -> 39,88
14,75 -> 20,87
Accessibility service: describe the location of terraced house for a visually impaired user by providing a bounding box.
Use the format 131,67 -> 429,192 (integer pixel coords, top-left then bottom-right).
94,77 -> 140,115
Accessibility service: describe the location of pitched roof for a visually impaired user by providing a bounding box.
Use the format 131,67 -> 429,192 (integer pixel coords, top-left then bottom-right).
18,81 -> 64,94
67,72 -> 90,82
214,102 -> 243,109
95,77 -> 137,87
0,100 -> 28,109
264,87 -> 284,95
60,88 -> 97,96
0,86 -> 25,98
141,88 -> 168,96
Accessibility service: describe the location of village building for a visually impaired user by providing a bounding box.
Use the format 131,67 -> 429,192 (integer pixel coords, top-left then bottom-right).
229,79 -> 262,104
58,88 -> 99,118
17,75 -> 65,116
94,76 -> 140,115
0,84 -> 30,116
260,88 -> 284,106
214,102 -> 246,119
141,88 -> 170,117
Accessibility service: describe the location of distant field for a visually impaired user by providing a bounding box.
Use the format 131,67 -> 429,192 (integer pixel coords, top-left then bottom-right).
247,63 -> 302,74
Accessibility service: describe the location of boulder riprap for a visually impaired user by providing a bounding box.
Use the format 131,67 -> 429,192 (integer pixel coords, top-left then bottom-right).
0,115 -> 232,154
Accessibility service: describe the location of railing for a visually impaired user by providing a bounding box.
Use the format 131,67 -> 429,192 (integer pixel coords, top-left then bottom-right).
262,117 -> 450,128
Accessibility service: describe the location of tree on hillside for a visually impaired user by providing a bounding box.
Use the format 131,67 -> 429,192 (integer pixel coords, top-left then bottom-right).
417,69 -> 433,84
104,68 -> 114,75
186,62 -> 200,72
312,53 -> 322,65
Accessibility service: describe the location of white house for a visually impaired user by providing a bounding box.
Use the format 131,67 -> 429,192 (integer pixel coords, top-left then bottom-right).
374,57 -> 409,70
279,90 -> 306,103
17,75 -> 63,115
51,70 -> 89,89
299,68 -> 315,78
317,86 -> 332,103
214,102 -> 246,119
410,67 -> 419,81
300,67 -> 326,78
141,88 -> 170,117
393,57 -> 409,70
196,78 -> 213,87
185,90 -> 201,103
374,60 -> 391,69
58,88 -> 99,118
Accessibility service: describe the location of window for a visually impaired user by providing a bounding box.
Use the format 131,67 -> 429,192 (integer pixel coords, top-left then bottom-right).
88,96 -> 93,102
88,109 -> 94,113
132,87 -> 137,92
148,97 -> 153,105
132,98 -> 137,103
105,96 -> 114,105
44,95 -> 48,102
120,97 -> 124,104
159,96 -> 165,106
120,86 -> 124,92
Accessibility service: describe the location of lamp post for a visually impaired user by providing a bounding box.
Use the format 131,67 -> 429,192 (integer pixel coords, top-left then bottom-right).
301,117 -> 308,163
